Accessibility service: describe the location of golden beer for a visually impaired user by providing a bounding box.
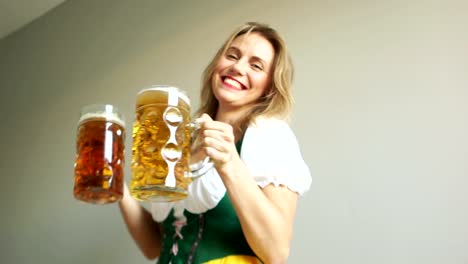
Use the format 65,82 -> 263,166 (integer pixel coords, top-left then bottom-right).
131,86 -> 206,202
73,105 -> 125,204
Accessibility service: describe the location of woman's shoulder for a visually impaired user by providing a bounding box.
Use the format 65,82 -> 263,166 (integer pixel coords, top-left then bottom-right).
247,116 -> 293,136
250,116 -> 289,128
242,116 -> 312,195
246,116 -> 296,143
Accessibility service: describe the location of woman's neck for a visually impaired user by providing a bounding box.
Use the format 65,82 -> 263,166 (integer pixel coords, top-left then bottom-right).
215,106 -> 251,140
215,105 -> 250,124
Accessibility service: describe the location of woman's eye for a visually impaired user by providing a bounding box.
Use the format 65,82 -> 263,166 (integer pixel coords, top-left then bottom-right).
252,64 -> 263,71
227,54 -> 238,60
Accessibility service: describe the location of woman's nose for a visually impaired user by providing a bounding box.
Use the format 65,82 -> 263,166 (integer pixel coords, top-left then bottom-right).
230,60 -> 247,75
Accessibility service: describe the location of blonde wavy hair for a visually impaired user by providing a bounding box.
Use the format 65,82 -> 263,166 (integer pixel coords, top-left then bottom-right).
195,22 -> 294,136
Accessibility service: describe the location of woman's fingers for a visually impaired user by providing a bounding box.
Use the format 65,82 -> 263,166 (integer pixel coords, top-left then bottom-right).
205,146 -> 232,164
202,130 -> 233,163
196,115 -> 237,165
204,136 -> 230,152
202,129 -> 234,144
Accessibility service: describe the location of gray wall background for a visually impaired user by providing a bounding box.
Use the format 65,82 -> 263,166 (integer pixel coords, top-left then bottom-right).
1,0 -> 467,263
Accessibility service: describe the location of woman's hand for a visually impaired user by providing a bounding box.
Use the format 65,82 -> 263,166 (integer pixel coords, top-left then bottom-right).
196,114 -> 240,173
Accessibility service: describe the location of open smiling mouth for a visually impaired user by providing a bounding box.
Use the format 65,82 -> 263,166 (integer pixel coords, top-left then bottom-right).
222,76 -> 247,90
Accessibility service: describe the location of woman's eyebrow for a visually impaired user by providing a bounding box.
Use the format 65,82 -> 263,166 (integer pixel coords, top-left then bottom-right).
251,56 -> 267,65
226,46 -> 240,53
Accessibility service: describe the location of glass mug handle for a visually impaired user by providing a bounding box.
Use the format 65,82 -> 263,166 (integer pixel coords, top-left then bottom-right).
187,120 -> 214,178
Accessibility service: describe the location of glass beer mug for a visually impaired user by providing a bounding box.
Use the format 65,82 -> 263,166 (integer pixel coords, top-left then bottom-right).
73,104 -> 126,204
130,85 -> 212,202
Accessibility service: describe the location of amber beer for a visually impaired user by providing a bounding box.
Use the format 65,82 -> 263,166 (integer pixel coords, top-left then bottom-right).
131,86 -> 212,202
73,104 -> 125,204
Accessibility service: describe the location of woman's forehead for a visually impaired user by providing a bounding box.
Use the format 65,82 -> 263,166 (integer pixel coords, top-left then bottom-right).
228,33 -> 275,62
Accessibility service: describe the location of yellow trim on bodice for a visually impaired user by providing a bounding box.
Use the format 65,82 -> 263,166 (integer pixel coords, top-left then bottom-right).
203,255 -> 262,264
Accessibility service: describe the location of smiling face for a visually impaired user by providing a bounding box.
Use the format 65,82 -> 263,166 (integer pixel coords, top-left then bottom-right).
211,32 -> 275,114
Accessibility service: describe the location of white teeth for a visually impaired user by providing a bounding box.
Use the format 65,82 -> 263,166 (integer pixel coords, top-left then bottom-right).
224,78 -> 242,89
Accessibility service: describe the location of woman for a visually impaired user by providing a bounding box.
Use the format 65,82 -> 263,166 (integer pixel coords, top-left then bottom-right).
119,22 -> 312,264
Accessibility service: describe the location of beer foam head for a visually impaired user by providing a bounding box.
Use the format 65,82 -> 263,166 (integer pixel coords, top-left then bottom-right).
79,111 -> 125,127
137,85 -> 191,106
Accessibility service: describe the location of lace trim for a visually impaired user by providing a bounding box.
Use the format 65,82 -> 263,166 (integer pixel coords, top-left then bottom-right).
187,214 -> 205,264
168,214 -> 205,264
170,215 -> 187,256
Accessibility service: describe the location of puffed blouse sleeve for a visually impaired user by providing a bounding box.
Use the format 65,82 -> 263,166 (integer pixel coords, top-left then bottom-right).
151,117 -> 312,222
240,117 -> 312,195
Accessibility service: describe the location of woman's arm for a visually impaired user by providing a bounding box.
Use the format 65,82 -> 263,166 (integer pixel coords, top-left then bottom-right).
199,115 -> 299,264
218,154 -> 297,263
221,159 -> 298,264
118,184 -> 162,260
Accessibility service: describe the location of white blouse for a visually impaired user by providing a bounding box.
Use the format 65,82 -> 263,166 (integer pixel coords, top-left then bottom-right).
151,117 -> 312,222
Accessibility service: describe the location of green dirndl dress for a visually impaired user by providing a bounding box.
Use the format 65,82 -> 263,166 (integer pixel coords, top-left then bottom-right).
156,140 -> 262,264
